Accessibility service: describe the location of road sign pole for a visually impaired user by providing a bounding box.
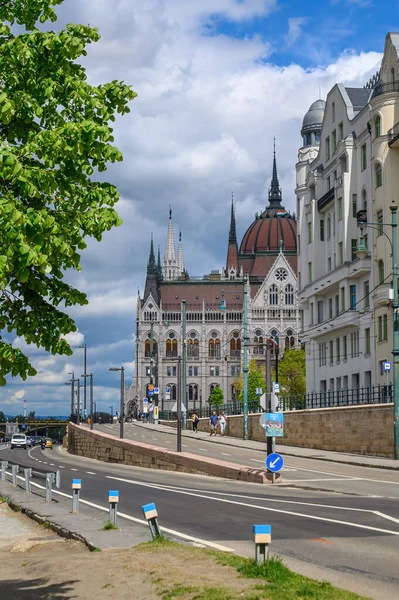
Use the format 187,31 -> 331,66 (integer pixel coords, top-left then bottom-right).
265,341 -> 273,460
177,355 -> 182,452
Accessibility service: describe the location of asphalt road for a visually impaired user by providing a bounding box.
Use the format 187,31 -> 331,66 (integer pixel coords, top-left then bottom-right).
1,441 -> 399,599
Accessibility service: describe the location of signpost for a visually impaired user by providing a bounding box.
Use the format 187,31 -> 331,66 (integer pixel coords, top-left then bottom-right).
154,387 -> 160,424
265,413 -> 284,437
256,387 -> 263,396
273,382 -> 280,393
383,361 -> 392,389
265,452 -> 284,473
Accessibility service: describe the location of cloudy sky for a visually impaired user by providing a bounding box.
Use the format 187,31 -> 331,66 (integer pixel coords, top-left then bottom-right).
1,0 -> 396,415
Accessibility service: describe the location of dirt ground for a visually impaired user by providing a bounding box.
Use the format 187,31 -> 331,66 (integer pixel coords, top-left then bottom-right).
0,506 -> 263,600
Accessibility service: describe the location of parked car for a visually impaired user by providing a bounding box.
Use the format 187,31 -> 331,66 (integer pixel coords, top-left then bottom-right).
11,433 -> 27,450
26,436 -> 33,447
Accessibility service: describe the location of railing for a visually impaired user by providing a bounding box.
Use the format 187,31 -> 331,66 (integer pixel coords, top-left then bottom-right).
1,460 -> 60,501
317,187 -> 335,211
372,81 -> 399,98
279,384 -> 392,411
159,400 -> 261,421
388,121 -> 399,146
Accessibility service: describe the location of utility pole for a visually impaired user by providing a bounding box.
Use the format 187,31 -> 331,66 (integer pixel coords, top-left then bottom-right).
243,277 -> 249,440
265,340 -> 273,458
177,355 -> 182,452
391,204 -> 399,459
181,299 -> 187,430
79,344 -> 87,420
76,378 -> 80,424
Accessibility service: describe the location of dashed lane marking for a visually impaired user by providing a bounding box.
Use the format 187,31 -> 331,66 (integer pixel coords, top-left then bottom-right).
221,453 -> 231,456
86,471 -> 96,475
70,468 -> 78,472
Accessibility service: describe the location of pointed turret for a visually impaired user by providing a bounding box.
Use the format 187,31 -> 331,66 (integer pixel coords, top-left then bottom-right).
268,139 -> 283,209
144,234 -> 159,303
163,206 -> 179,280
226,193 -> 239,277
177,229 -> 185,276
157,245 -> 163,281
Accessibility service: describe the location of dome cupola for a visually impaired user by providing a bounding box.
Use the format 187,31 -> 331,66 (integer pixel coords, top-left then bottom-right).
301,99 -> 325,147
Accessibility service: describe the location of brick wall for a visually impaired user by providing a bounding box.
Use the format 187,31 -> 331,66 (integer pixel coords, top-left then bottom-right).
162,403 -> 394,457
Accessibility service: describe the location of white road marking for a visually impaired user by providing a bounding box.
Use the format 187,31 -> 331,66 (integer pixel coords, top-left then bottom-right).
152,438 -> 158,441
373,511 -> 399,525
198,448 -> 208,452
50,463 -> 55,466
86,471 -> 96,475
106,475 -> 399,537
221,453 -> 231,456
70,468 -> 78,472
279,478 -> 362,483
285,462 -> 399,486
165,441 -> 172,444
59,466 -> 65,468
25,479 -> 235,553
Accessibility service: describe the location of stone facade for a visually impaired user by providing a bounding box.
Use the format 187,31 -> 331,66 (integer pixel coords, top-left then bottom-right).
162,403 -> 394,457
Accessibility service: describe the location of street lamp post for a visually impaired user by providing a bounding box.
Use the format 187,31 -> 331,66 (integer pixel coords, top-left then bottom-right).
219,276 -> 249,440
109,406 -> 113,422
79,344 -> 87,420
109,367 -> 125,439
181,299 -> 187,431
66,371 -> 76,419
81,373 -> 94,430
356,204 -> 399,459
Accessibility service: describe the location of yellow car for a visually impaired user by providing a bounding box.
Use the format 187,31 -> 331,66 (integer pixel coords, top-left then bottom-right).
44,438 -> 53,449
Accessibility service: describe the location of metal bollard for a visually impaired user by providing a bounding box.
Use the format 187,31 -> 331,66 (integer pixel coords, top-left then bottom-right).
24,468 -> 32,494
45,472 -> 55,502
142,502 -> 161,539
252,525 -> 271,565
1,460 -> 7,481
72,479 -> 81,513
11,464 -> 18,487
108,490 -> 119,526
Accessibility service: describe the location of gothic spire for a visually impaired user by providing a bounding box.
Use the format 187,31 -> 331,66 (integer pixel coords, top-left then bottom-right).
177,229 -> 185,275
228,193 -> 237,244
268,138 -> 283,208
157,245 -> 163,281
163,206 -> 179,280
147,234 -> 156,275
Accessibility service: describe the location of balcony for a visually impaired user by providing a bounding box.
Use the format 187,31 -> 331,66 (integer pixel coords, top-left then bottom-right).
372,80 -> 399,98
317,187 -> 335,212
388,121 -> 399,148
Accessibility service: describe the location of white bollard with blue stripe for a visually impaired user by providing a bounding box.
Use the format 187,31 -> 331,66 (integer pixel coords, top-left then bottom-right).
142,502 -> 161,539
72,479 -> 81,513
253,524 -> 271,564
108,490 -> 119,526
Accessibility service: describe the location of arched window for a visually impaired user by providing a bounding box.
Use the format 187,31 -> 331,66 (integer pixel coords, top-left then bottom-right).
362,189 -> 367,214
215,338 -> 221,357
230,332 -> 241,357
188,384 -> 198,404
285,284 -> 294,305
145,339 -> 150,357
285,329 -> 295,349
208,332 -> 220,357
254,329 -> 264,355
375,115 -> 381,138
166,333 -> 177,357
208,339 -> 214,357
171,384 -> 177,401
187,337 -> 199,358
378,260 -> 384,284
375,163 -> 382,188
269,284 -> 278,305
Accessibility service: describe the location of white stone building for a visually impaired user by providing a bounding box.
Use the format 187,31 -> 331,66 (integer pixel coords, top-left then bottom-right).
297,33 -> 399,395
129,152 -> 300,415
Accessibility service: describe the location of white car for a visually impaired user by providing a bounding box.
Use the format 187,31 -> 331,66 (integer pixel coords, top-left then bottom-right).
11,433 -> 27,449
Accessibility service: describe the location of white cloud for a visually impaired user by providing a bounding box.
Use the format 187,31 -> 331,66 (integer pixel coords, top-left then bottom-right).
1,0 -> 385,415
285,17 -> 309,47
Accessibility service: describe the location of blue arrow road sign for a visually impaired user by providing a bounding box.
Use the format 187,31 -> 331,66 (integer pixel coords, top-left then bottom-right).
154,387 -> 159,394
165,386 -> 170,393
265,452 -> 284,473
148,390 -> 154,397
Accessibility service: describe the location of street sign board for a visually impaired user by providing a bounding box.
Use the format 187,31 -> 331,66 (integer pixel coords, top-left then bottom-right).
165,394 -> 170,400
165,386 -> 171,393
6,423 -> 17,435
143,398 -> 148,403
265,413 -> 284,437
154,387 -> 159,394
265,452 -> 284,473
147,390 -> 154,397
148,384 -> 154,391
383,361 -> 392,372
273,382 -> 280,393
256,387 -> 263,396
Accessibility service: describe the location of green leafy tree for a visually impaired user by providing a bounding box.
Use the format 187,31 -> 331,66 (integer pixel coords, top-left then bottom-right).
0,0 -> 136,385
0,410 -> 5,422
209,386 -> 224,407
278,348 -> 306,396
234,359 -> 266,404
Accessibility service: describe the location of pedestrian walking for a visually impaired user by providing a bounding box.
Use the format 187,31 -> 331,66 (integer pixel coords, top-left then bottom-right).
219,412 -> 227,436
209,411 -> 218,435
191,412 -> 199,433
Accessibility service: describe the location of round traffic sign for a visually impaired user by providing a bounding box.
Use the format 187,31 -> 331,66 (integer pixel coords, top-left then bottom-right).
148,384 -> 154,391
265,452 -> 284,473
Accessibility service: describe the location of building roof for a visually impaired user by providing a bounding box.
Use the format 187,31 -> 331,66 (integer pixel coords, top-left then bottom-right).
159,280 -> 244,311
345,87 -> 372,112
301,99 -> 325,135
239,210 -> 297,255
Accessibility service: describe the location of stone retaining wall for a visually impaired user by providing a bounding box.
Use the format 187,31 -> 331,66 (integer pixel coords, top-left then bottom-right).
161,403 -> 394,457
67,424 -> 277,484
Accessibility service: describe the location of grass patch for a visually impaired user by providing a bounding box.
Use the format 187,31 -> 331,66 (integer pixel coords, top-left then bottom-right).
162,585 -> 198,599
136,536 -> 177,551
102,521 -> 118,531
207,553 -> 369,600
40,520 -> 51,529
91,548 -> 101,552
192,588 -> 236,600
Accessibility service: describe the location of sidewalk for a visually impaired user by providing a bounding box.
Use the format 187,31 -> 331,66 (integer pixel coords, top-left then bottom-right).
131,420 -> 399,470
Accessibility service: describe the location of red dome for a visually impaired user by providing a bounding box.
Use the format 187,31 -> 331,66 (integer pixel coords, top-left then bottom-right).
239,208 -> 297,254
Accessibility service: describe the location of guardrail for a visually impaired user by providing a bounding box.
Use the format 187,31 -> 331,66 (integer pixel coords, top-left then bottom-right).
0,460 -> 61,502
